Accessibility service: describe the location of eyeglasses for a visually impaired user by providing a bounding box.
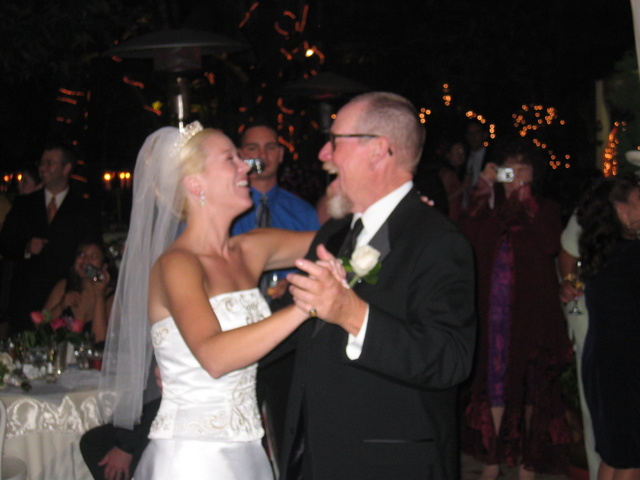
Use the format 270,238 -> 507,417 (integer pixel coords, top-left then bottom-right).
329,133 -> 393,155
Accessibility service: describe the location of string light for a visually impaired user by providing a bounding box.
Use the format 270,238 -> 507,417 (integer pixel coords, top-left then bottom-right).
442,84 -> 451,107
602,123 -> 622,177
512,103 -> 572,169
464,110 -> 496,142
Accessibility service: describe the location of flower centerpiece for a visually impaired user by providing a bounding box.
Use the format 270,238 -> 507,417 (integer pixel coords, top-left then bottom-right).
341,245 -> 382,287
25,310 -> 85,352
22,311 -> 85,379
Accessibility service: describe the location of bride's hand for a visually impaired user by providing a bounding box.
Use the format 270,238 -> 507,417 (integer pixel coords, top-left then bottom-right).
315,244 -> 349,288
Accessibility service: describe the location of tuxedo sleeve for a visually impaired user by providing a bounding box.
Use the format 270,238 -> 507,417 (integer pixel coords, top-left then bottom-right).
113,398 -> 161,453
353,225 -> 476,390
0,196 -> 33,260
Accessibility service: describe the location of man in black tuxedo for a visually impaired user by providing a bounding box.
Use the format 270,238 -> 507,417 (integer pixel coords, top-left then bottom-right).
0,143 -> 100,333
283,92 -> 476,479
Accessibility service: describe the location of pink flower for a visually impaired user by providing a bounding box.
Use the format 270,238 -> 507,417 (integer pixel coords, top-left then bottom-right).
31,311 -> 44,326
50,318 -> 66,331
70,319 -> 85,333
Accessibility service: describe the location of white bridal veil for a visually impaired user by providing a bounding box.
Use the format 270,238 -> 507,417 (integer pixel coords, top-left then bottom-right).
99,122 -> 202,428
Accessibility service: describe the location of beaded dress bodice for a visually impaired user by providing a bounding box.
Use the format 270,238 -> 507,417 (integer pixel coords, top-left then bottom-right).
148,288 -> 270,442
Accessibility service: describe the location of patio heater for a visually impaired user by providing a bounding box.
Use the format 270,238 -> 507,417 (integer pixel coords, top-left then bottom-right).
109,29 -> 249,129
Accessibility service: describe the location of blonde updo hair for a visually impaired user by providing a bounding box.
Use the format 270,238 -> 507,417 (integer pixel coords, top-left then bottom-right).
179,128 -> 221,177
177,128 -> 222,217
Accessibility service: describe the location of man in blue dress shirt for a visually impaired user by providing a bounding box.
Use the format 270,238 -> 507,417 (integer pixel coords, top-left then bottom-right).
231,123 -> 320,466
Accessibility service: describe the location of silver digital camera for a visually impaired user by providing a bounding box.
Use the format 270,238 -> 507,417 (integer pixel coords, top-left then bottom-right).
243,158 -> 264,175
84,264 -> 104,282
496,167 -> 515,183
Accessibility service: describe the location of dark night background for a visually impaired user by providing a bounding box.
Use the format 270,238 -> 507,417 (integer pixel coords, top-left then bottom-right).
0,0 -> 636,222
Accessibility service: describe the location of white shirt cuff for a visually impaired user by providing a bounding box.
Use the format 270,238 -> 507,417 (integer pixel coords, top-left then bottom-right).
346,304 -> 369,360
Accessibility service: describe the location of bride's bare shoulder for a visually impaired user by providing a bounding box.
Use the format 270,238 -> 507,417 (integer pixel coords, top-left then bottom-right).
155,246 -> 203,275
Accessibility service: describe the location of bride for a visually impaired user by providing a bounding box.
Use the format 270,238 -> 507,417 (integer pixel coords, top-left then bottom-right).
99,123 -> 318,479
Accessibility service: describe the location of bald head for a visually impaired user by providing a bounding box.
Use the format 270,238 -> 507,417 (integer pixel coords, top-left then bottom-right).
349,92 -> 425,173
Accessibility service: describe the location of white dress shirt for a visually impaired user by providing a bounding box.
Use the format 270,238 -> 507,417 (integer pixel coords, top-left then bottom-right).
44,187 -> 69,211
345,180 -> 413,359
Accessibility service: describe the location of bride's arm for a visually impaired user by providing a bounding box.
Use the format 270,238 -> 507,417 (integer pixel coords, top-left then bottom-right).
237,228 -> 315,271
151,250 -> 307,378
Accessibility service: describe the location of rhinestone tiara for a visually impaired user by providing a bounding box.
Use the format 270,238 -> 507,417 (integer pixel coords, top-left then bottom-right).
176,121 -> 204,149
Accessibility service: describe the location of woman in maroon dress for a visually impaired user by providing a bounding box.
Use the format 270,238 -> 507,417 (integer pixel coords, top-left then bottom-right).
457,139 -> 571,479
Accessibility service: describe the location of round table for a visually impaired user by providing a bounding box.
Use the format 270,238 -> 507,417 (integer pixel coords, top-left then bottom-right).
0,367 -> 102,480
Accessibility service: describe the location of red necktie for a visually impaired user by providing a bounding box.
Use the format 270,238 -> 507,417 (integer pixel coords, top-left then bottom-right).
47,196 -> 58,223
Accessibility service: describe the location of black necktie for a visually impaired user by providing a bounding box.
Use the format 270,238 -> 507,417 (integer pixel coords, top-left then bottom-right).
338,217 -> 364,259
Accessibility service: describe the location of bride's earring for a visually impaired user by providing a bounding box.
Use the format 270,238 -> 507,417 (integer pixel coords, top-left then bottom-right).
199,191 -> 206,206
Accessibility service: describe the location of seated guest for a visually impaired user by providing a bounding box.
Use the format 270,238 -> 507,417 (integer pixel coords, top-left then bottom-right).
81,397 -> 160,480
42,241 -> 114,344
82,363 -> 161,480
578,174 -> 640,479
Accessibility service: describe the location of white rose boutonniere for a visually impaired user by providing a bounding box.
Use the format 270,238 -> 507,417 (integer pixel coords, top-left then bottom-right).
342,245 -> 382,287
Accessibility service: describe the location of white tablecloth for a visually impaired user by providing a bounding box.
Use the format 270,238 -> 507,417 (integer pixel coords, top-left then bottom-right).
0,367 -> 102,480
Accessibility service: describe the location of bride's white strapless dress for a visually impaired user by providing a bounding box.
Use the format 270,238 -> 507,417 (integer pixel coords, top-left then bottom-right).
134,288 -> 274,480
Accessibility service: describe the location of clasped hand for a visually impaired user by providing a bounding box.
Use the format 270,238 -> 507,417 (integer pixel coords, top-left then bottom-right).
287,244 -> 367,335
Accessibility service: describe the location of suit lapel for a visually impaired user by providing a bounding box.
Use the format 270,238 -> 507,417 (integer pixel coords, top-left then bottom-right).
361,187 -> 420,266
368,221 -> 391,264
324,218 -> 352,258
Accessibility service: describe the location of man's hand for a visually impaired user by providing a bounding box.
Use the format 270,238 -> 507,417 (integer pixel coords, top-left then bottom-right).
26,237 -> 48,256
419,195 -> 435,207
98,447 -> 133,480
287,244 -> 368,336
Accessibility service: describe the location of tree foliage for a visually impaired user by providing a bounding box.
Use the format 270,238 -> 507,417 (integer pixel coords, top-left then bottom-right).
0,0 -> 156,83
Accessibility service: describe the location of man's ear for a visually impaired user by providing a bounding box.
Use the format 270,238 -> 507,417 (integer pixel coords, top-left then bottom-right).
368,137 -> 392,170
63,162 -> 73,178
277,145 -> 285,166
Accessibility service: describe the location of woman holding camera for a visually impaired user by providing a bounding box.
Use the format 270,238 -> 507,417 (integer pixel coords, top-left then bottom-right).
457,138 -> 571,479
42,240 -> 114,344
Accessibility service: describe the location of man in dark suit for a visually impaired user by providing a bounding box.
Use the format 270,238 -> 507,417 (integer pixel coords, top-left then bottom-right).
283,92 -> 477,479
0,143 -> 100,333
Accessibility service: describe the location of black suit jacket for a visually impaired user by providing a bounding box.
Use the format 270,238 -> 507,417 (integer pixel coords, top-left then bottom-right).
0,188 -> 101,330
279,189 -> 476,480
